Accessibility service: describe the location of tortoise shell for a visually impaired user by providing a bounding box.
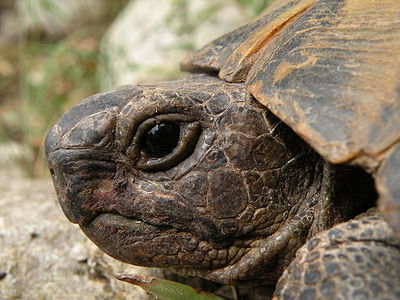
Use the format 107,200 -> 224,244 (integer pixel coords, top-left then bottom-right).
182,0 -> 400,235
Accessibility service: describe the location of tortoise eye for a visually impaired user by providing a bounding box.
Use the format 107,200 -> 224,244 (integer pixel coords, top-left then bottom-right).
143,122 -> 180,158
129,114 -> 201,171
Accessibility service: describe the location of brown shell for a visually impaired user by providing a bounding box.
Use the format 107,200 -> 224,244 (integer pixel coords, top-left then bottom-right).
182,0 -> 400,235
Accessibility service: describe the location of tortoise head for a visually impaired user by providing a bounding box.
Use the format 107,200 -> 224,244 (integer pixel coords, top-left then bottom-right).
45,75 -> 324,283
46,75 -> 373,284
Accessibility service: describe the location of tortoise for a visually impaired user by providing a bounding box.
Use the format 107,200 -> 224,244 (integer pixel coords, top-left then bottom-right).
45,0 -> 400,298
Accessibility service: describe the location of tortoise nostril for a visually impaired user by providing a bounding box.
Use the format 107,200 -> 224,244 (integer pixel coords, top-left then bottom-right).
60,112 -> 117,149
49,168 -> 55,176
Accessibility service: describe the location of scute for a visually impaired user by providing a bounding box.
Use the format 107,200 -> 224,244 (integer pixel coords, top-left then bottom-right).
181,0 -> 311,75
247,0 -> 400,168
219,0 -> 318,82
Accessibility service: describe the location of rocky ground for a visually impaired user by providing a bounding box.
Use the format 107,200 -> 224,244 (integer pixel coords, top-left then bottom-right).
0,167 -> 159,299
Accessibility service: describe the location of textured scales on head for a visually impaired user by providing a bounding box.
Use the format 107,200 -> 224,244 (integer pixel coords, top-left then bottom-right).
46,0 -> 400,297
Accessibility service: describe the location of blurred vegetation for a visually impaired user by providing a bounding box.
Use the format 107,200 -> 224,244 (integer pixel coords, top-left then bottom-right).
0,0 -> 131,177
0,0 -> 272,177
165,0 -> 272,52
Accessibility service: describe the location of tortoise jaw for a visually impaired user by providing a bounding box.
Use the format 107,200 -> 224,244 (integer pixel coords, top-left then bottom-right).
84,212 -> 176,230
80,212 -> 185,267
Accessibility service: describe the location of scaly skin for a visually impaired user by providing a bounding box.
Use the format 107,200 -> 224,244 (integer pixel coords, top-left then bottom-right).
274,209 -> 400,299
46,75 -> 376,287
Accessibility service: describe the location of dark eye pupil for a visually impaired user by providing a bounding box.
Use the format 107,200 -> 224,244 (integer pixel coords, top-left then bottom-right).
143,122 -> 180,158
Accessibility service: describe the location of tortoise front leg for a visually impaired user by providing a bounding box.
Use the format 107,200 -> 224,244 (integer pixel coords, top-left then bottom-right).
273,209 -> 400,299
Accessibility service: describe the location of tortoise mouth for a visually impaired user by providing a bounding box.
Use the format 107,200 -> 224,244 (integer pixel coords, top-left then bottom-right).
96,212 -> 144,225
81,212 -> 178,266
83,212 -> 174,235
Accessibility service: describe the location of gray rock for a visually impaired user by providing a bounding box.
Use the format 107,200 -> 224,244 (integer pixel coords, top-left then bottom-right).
100,0 -> 249,89
0,168 -> 156,299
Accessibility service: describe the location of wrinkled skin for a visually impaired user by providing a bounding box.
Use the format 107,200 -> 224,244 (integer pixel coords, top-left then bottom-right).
46,75 -> 376,285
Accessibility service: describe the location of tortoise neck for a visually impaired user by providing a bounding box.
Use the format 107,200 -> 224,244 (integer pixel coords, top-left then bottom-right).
308,160 -> 377,238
